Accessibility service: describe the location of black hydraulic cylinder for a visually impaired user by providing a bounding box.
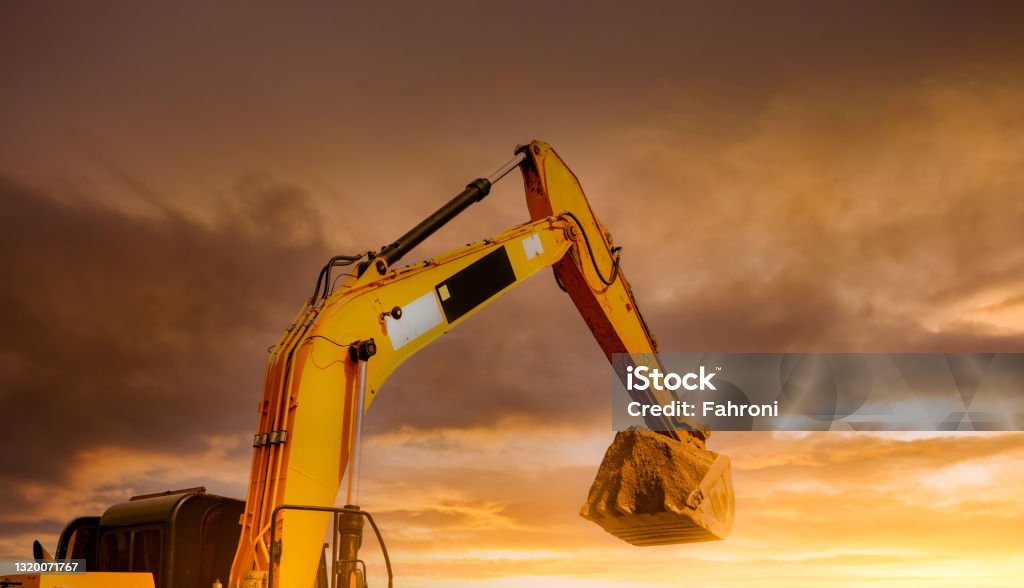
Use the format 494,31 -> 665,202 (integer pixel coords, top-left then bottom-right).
370,150 -> 528,272
377,178 -> 492,267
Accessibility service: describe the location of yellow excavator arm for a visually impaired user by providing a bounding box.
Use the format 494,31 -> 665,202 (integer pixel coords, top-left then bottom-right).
228,141 -> 729,588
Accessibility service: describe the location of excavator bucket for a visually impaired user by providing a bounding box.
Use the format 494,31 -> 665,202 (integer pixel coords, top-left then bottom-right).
580,428 -> 734,545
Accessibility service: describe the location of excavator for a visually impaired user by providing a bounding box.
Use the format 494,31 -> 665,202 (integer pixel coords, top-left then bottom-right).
1,141 -> 734,588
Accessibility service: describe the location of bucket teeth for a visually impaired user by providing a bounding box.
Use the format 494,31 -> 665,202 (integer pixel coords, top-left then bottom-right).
581,429 -> 735,545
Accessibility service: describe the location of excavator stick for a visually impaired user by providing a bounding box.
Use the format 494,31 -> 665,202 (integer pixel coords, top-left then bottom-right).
519,142 -> 735,544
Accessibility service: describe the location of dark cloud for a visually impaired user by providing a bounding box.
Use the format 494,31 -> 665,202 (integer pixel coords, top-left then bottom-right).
0,174 -> 329,486
3,1 -> 1024,195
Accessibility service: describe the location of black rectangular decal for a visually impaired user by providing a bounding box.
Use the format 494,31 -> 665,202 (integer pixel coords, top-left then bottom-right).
435,246 -> 516,323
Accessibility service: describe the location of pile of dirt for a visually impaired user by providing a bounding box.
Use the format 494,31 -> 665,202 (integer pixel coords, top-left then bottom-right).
581,428 -> 716,519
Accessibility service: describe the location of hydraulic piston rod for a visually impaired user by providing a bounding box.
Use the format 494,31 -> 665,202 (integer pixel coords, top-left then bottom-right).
346,357 -> 368,506
374,152 -> 527,268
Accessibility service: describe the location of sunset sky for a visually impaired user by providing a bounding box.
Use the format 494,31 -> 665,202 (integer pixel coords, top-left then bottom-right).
2,2 -> 1024,586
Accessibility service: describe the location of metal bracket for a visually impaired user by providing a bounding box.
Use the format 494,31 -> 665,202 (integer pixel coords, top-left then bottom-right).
347,339 -> 377,363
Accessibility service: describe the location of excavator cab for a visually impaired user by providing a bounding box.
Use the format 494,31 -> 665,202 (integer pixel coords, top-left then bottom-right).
52,488 -> 244,588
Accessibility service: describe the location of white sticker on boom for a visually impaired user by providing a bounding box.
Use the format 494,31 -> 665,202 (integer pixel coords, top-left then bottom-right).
386,291 -> 444,351
522,233 -> 544,260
